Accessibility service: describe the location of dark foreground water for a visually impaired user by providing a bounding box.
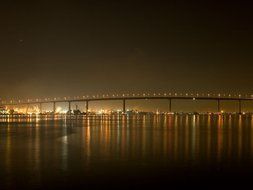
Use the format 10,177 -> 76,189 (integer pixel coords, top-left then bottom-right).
1,114 -> 253,189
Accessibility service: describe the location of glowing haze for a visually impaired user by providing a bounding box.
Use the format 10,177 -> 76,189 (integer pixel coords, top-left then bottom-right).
0,1 -> 252,111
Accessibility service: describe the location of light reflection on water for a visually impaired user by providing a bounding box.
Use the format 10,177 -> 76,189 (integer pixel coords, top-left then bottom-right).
1,114 -> 253,189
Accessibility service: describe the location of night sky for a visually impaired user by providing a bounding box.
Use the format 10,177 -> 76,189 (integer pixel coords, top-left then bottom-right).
1,0 -> 253,100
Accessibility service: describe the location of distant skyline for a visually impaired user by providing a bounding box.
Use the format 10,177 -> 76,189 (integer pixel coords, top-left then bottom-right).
1,0 -> 252,99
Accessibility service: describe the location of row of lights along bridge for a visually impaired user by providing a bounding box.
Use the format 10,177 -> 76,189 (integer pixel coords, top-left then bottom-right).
2,93 -> 253,104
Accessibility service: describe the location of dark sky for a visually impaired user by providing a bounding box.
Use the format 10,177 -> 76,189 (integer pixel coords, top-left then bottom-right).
1,0 -> 253,99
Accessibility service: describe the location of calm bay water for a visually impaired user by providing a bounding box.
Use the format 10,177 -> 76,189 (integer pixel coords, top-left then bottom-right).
1,114 -> 253,189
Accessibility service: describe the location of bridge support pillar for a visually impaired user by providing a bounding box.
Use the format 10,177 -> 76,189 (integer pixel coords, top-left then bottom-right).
123,99 -> 126,114
217,99 -> 221,113
168,99 -> 172,112
68,101 -> 71,114
39,103 -> 42,113
53,102 -> 56,113
86,101 -> 89,114
239,100 -> 242,114
26,104 -> 29,114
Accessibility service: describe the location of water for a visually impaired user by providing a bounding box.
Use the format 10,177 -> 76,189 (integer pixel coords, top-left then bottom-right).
1,114 -> 253,189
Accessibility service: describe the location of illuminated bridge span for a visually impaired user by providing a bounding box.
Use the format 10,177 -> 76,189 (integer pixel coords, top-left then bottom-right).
1,93 -> 253,114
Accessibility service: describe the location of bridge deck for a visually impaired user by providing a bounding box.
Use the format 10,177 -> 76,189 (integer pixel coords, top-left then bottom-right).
1,96 -> 252,106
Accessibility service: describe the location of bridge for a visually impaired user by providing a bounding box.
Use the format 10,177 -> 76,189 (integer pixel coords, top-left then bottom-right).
1,93 -> 253,114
